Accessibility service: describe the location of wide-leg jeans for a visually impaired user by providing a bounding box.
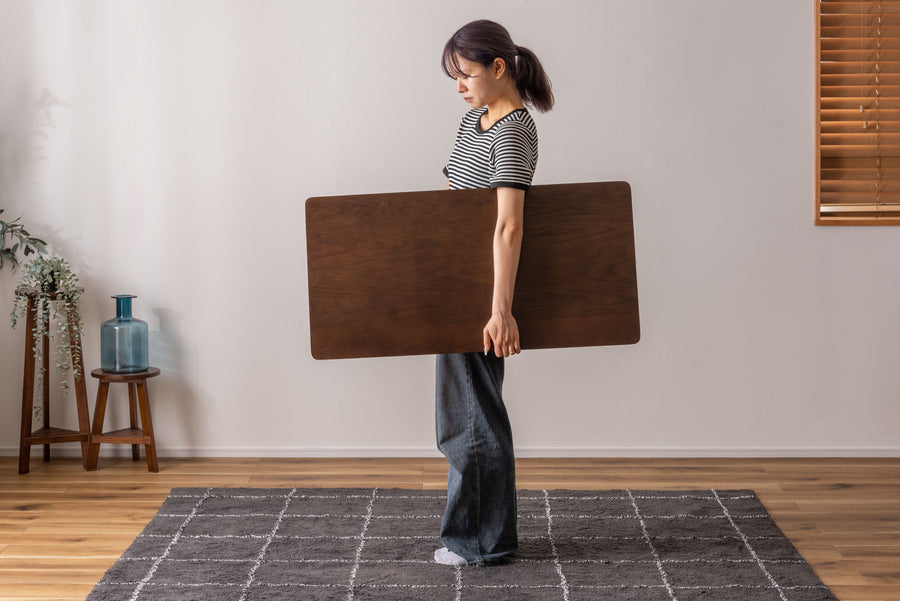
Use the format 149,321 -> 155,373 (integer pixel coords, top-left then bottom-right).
435,352 -> 517,566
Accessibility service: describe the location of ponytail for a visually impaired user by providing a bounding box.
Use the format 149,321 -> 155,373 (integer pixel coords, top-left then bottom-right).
513,45 -> 554,113
442,20 -> 555,113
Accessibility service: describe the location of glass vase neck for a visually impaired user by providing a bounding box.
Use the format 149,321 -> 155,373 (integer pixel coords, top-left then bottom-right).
113,294 -> 136,320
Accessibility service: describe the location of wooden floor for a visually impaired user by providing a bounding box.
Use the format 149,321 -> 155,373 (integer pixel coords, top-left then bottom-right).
1,456 -> 898,601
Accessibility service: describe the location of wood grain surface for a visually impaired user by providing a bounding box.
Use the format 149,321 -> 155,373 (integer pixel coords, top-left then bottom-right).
306,181 -> 639,359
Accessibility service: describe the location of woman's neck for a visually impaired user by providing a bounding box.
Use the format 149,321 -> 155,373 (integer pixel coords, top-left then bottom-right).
483,91 -> 524,129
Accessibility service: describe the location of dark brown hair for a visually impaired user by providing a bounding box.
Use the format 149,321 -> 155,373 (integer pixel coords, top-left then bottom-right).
441,20 -> 554,113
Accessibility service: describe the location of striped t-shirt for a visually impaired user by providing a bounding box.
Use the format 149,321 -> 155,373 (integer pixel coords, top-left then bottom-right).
443,107 -> 538,191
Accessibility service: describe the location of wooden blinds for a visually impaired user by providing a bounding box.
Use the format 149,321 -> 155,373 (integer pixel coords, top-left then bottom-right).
817,0 -> 900,224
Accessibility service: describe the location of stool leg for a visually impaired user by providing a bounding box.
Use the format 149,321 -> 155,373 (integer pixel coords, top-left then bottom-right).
87,382 -> 110,471
74,378 -> 92,469
41,326 -> 50,463
19,298 -> 37,475
136,381 -> 158,472
128,383 -> 140,461
65,308 -> 91,470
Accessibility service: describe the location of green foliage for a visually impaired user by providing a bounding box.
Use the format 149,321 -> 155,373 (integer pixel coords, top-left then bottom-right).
0,209 -> 48,271
10,256 -> 85,405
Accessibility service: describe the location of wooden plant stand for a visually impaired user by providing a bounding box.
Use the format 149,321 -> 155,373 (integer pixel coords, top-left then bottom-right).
17,290 -> 91,474
86,367 -> 160,472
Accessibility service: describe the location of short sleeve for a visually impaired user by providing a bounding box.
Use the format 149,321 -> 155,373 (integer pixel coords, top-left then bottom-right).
490,121 -> 536,191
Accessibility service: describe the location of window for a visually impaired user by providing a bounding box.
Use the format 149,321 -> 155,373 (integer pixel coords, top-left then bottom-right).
816,0 -> 900,225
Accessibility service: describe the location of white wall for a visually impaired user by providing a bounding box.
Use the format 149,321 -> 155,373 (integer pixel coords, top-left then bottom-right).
1,0 -> 898,458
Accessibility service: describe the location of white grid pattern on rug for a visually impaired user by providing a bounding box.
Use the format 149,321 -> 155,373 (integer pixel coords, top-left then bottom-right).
86,487 -> 837,601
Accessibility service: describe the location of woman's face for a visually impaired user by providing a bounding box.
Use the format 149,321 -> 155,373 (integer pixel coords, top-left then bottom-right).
453,55 -> 503,109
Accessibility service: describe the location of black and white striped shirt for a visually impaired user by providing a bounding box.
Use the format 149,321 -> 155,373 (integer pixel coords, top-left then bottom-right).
443,108 -> 538,191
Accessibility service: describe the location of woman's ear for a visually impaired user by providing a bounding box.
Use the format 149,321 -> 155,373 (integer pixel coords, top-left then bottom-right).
492,57 -> 507,79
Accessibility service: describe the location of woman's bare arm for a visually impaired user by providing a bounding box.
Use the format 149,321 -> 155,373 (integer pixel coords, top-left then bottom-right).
483,186 -> 525,357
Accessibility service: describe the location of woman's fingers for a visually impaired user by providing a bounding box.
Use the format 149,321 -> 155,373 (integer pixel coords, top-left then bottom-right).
484,318 -> 521,358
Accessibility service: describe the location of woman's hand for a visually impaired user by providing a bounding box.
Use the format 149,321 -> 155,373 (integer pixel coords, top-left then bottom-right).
484,310 -> 521,358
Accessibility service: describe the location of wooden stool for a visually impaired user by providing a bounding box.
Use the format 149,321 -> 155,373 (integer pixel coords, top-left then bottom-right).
86,367 -> 161,472
17,290 -> 91,474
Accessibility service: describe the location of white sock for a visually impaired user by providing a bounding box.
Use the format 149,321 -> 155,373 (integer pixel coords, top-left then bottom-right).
434,546 -> 467,566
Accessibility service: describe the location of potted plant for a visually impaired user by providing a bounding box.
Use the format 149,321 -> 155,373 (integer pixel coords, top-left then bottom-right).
0,209 -> 47,271
10,256 -> 85,403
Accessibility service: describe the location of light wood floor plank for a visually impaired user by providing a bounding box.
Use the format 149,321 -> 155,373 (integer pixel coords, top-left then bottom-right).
0,456 -> 898,601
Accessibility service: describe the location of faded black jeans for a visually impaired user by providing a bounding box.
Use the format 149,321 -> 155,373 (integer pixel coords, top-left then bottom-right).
435,352 -> 517,566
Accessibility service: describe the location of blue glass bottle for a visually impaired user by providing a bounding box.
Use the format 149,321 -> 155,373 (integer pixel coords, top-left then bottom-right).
101,295 -> 149,373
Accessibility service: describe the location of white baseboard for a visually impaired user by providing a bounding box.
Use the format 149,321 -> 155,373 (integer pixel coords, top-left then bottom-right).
3,445 -> 900,458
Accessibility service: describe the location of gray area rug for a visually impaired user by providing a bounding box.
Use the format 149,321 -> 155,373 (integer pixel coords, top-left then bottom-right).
86,487 -> 837,601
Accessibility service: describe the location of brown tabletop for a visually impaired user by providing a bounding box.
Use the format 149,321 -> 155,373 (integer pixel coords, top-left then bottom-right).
306,182 -> 640,359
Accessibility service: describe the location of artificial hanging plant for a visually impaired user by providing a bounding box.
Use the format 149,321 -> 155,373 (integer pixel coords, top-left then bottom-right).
10,256 -> 85,403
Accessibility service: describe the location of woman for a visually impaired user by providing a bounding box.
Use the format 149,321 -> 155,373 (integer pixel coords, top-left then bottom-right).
435,19 -> 554,567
